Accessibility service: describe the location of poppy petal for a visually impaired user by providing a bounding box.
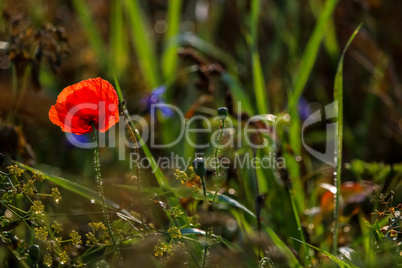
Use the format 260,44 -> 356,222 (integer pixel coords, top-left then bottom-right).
49,78 -> 120,134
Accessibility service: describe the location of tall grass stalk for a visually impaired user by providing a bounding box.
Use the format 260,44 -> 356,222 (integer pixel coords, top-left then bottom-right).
109,0 -> 128,78
124,0 -> 161,90
250,0 -> 268,115
287,181 -> 310,265
285,0 -> 338,234
332,24 -> 361,254
162,0 -> 182,83
72,0 -> 107,69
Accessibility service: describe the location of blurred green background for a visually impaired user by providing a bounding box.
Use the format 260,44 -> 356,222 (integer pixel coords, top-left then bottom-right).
0,0 -> 402,267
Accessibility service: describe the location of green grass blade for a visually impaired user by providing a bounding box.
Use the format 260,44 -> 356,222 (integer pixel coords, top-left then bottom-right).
178,34 -> 237,72
109,0 -> 128,78
221,72 -> 254,114
15,162 -> 140,222
217,194 -> 256,217
359,214 -> 375,264
113,74 -> 124,101
134,132 -> 172,191
250,0 -> 268,115
123,0 -> 161,89
72,0 -> 107,68
292,238 -> 356,268
162,0 -> 182,83
309,0 -> 340,63
285,0 -> 339,232
333,23 -> 362,254
289,0 -> 338,110
262,223 -> 303,267
288,185 -> 310,264
288,0 -> 338,157
181,228 -> 207,236
231,208 -> 301,267
223,195 -> 301,267
113,77 -> 172,192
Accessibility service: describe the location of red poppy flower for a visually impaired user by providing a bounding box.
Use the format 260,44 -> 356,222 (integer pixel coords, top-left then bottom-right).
49,77 -> 120,134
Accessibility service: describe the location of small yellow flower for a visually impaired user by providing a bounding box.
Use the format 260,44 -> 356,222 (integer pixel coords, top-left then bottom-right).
174,169 -> 189,184
21,179 -> 35,195
168,226 -> 182,239
85,232 -> 97,245
169,206 -> 184,218
59,251 -> 68,264
89,222 -> 107,231
51,221 -> 63,233
187,166 -> 198,180
7,165 -> 24,177
70,230 -> 82,246
186,215 -> 200,227
32,171 -> 45,182
43,253 -> 52,267
51,188 -> 62,204
30,200 -> 44,215
34,227 -> 48,241
154,240 -> 169,256
54,236 -> 62,246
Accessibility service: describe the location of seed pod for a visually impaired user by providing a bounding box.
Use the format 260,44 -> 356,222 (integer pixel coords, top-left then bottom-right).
29,244 -> 40,261
192,157 -> 207,177
217,107 -> 228,121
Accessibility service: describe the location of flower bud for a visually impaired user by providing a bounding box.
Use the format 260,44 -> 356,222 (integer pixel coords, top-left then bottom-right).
192,157 -> 207,177
217,107 -> 228,121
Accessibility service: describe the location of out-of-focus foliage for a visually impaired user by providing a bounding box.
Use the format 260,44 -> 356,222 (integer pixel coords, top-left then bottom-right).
0,0 -> 402,267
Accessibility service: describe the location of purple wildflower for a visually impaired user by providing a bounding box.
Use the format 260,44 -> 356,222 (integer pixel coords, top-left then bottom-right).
142,86 -> 174,118
298,97 -> 311,121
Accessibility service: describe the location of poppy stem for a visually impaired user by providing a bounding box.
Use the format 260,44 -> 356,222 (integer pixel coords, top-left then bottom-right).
92,124 -> 123,265
200,173 -> 208,268
203,119 -> 225,267
211,119 -> 225,206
